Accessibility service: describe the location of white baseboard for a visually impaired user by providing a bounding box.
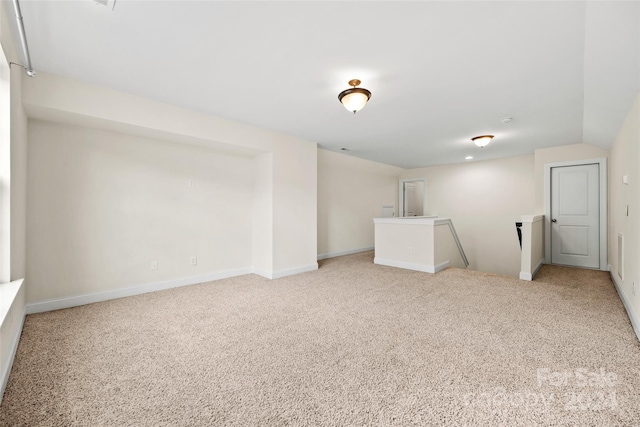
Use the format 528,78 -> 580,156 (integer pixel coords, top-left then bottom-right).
520,259 -> 545,281
610,269 -> 640,342
434,261 -> 451,272
533,259 -> 544,278
1,312 -> 25,405
519,272 -> 532,281
374,257 -> 442,274
26,267 -> 253,314
317,246 -> 374,261
252,268 -> 273,279
255,263 -> 318,280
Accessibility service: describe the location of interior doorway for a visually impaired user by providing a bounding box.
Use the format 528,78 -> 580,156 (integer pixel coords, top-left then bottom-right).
544,158 -> 607,270
399,178 -> 426,217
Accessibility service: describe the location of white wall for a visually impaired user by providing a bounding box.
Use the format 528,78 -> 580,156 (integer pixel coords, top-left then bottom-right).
0,279 -> 24,401
0,42 -> 9,284
22,71 -> 318,283
519,215 -> 544,281
401,155 -> 535,277
272,142 -> 317,274
608,92 -> 640,339
317,149 -> 403,258
374,221 -> 436,271
9,64 -> 27,281
252,152 -> 273,276
0,0 -> 29,404
26,120 -> 255,303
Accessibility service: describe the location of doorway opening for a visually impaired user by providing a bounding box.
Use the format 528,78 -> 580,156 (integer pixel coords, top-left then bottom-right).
398,178 -> 427,217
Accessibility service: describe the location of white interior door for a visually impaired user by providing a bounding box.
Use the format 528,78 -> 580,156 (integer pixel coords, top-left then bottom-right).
551,164 -> 600,268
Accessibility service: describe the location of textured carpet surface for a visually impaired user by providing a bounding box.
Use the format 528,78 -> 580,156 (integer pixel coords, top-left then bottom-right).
1,251 -> 639,426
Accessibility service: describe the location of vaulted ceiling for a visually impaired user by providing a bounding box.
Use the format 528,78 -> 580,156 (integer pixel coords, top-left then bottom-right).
16,1 -> 640,168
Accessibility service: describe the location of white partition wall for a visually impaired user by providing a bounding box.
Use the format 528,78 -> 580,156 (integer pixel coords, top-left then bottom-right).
519,215 -> 544,281
373,217 -> 467,273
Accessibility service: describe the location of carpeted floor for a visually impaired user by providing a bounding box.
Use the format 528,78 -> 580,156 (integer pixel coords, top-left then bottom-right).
1,251 -> 639,426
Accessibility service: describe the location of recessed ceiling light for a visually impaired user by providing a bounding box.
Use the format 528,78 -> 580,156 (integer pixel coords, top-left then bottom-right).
465,156 -> 473,160
500,117 -> 513,123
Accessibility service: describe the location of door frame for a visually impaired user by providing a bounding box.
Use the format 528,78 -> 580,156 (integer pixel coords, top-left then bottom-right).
543,158 -> 607,270
398,178 -> 427,217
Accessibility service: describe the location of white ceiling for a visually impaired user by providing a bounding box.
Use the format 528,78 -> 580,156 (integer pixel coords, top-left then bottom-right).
16,0 -> 640,168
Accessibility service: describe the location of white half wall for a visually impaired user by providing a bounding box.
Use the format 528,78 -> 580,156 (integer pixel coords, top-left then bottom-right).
400,154 -> 535,277
317,149 -> 403,259
519,214 -> 544,281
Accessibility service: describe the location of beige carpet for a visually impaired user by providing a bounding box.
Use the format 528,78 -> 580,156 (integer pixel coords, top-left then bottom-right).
1,251 -> 639,426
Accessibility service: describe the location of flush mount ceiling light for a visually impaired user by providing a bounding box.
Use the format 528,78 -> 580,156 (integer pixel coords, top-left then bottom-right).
338,79 -> 371,114
471,135 -> 494,148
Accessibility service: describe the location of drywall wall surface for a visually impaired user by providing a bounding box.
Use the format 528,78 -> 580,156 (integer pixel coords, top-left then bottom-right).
252,152 -> 273,276
519,215 -> 544,281
9,65 -> 27,281
0,279 -> 24,403
22,71 -> 292,156
0,2 -> 19,64
0,2 -> 28,403
374,222 -> 435,268
401,154 -> 535,277
434,223 -> 466,269
608,92 -> 640,337
317,149 -> 404,258
0,44 -> 9,283
272,144 -> 318,273
26,120 -> 254,303
0,26 -> 26,283
534,143 -> 609,213
22,71 -> 319,279
583,1 -> 640,149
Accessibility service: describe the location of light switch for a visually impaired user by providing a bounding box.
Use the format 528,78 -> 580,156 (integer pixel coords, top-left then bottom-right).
623,175 -> 629,184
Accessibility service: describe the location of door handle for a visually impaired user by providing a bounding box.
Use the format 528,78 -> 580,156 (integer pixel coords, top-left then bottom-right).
552,219 -> 557,223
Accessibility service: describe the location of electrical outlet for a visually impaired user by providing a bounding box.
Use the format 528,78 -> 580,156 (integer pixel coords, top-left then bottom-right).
150,260 -> 158,270
190,256 -> 197,266
188,178 -> 195,188
407,247 -> 413,254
